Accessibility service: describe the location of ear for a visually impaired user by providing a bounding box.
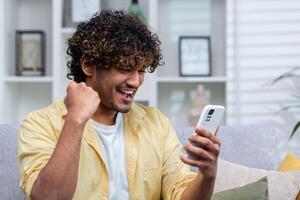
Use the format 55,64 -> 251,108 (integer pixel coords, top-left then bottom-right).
80,56 -> 94,77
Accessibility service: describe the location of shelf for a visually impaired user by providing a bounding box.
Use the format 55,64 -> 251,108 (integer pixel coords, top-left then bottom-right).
4,82 -> 52,124
157,76 -> 227,83
157,81 -> 226,128
4,76 -> 53,83
0,0 -> 227,125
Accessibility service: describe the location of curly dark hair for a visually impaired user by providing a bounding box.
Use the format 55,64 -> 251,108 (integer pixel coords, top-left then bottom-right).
66,10 -> 163,82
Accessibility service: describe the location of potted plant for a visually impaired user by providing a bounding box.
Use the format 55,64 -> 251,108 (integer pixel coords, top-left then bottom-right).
272,66 -> 300,139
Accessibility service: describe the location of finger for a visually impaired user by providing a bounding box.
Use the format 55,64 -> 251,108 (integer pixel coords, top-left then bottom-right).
180,154 -> 210,169
184,144 -> 214,161
195,127 -> 220,144
79,82 -> 86,87
67,81 -> 74,91
68,81 -> 76,87
87,85 -> 97,93
188,135 -> 216,152
195,127 -> 213,138
213,135 -> 221,146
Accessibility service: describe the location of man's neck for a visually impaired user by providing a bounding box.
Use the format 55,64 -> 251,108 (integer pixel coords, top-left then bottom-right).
92,105 -> 118,126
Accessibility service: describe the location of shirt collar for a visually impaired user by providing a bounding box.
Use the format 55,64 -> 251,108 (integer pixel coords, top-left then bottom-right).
58,98 -> 146,195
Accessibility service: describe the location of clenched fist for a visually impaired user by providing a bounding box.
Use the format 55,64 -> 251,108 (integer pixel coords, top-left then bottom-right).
64,82 -> 100,124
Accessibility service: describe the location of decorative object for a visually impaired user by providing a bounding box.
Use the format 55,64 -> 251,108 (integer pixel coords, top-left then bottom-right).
71,0 -> 100,23
15,30 -> 45,76
179,36 -> 211,76
128,0 -> 146,23
215,159 -> 300,200
63,0 -> 75,27
188,84 -> 210,126
212,177 -> 269,200
278,153 -> 300,200
169,90 -> 185,123
278,153 -> 300,171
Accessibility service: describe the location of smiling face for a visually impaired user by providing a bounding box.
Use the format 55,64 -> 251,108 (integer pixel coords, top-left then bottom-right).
89,66 -> 145,113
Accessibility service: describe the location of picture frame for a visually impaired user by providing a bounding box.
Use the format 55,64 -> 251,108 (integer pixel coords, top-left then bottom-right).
179,36 -> 211,76
63,0 -> 101,27
15,30 -> 45,76
71,0 -> 100,23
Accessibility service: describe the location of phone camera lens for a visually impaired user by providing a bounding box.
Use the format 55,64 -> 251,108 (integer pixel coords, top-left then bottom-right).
208,109 -> 214,115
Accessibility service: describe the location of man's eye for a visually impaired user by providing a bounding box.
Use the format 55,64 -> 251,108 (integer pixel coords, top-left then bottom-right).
118,69 -> 130,73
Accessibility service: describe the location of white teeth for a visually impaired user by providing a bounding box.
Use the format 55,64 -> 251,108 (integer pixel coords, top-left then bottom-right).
121,89 -> 134,95
124,90 -> 133,95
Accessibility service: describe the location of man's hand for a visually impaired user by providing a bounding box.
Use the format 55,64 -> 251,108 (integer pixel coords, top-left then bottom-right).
180,127 -> 221,178
31,82 -> 100,200
64,82 -> 100,124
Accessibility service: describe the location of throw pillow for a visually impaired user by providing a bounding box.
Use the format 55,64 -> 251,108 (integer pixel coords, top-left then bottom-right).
214,159 -> 300,200
278,153 -> 300,171
212,177 -> 269,200
277,153 -> 300,200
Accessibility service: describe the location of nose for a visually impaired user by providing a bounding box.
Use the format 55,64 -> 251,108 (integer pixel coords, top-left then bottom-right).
126,71 -> 144,88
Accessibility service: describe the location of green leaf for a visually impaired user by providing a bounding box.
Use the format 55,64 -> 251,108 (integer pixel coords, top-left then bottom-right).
277,104 -> 300,113
290,121 -> 300,140
271,73 -> 294,85
271,66 -> 300,85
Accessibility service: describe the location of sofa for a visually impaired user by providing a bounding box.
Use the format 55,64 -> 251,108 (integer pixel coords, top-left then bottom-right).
0,124 -> 24,200
0,124 -> 299,200
176,125 -> 281,170
176,125 -> 300,200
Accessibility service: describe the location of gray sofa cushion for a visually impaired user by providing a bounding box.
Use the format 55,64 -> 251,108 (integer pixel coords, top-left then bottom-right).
218,125 -> 279,170
176,125 -> 279,170
0,124 -> 25,200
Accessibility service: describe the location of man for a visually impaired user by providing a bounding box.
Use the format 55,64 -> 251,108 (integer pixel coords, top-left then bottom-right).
18,10 -> 221,200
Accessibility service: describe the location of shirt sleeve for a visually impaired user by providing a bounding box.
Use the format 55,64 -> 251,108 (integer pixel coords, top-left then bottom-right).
18,111 -> 58,199
156,109 -> 197,200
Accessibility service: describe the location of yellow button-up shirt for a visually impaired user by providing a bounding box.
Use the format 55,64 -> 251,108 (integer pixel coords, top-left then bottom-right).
18,100 -> 196,200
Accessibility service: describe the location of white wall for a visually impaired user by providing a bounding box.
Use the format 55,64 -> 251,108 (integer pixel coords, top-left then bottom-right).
0,0 -> 4,122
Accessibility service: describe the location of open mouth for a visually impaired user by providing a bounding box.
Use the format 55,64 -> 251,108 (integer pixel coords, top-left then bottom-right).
117,88 -> 135,103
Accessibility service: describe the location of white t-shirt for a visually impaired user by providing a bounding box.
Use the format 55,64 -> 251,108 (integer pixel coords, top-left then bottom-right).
91,113 -> 129,200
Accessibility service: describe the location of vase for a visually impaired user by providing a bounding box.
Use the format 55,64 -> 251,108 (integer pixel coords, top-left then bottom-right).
128,0 -> 146,23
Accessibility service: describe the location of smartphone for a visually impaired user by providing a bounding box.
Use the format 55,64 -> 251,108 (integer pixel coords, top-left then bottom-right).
187,105 -> 225,159
195,105 -> 225,135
